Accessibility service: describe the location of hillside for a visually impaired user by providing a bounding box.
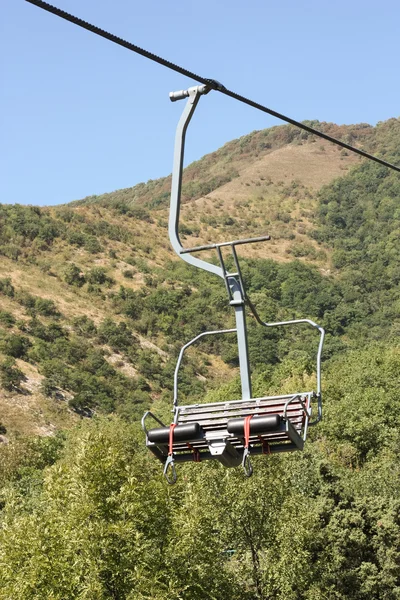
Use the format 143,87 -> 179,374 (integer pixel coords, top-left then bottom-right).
1,117 -> 400,598
0,118 -> 399,438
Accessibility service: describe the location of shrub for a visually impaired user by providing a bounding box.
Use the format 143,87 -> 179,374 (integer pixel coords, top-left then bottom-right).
97,318 -> 135,352
27,319 -> 67,342
34,298 -> 59,317
15,291 -> 36,309
86,267 -> 108,285
0,311 -> 15,328
86,267 -> 114,287
0,244 -> 22,261
64,263 -> 85,287
57,208 -> 74,222
71,316 -> 97,337
0,357 -> 25,391
67,231 -> 86,246
0,278 -> 15,297
129,206 -> 153,222
84,236 -> 103,254
0,334 -> 31,359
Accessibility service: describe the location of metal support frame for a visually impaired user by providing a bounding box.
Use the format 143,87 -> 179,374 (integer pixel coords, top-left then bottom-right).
142,84 -> 325,482
169,85 -> 254,403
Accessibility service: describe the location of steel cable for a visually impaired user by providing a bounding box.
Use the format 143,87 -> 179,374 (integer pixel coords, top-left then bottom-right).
26,0 -> 400,173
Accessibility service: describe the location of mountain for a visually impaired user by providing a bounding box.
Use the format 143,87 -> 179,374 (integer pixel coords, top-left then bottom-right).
0,118 -> 399,438
1,117 -> 400,598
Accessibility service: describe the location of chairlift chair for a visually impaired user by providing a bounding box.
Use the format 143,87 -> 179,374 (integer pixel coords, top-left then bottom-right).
142,85 -> 325,484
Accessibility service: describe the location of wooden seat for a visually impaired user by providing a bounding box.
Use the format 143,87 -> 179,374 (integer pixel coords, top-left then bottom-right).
143,392 -> 314,469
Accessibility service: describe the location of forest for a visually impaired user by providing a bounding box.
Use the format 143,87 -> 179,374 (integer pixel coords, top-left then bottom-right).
0,118 -> 399,598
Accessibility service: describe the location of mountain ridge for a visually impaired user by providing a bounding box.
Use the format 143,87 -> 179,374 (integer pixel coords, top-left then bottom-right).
0,117 -> 399,438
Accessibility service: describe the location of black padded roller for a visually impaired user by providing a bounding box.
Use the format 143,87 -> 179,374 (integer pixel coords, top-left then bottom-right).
227,414 -> 281,435
147,422 -> 202,444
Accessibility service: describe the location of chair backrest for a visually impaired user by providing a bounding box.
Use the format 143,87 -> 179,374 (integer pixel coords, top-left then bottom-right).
176,392 -> 313,437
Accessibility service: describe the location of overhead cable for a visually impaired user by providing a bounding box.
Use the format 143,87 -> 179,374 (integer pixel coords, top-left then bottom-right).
25,0 -> 400,174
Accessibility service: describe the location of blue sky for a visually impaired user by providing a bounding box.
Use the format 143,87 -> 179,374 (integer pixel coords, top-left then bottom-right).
2,0 -> 399,206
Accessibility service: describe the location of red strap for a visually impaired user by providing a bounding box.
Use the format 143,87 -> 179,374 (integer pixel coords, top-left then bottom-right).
186,442 -> 201,463
258,435 -> 271,455
168,423 -> 177,456
301,395 -> 309,425
244,415 -> 253,449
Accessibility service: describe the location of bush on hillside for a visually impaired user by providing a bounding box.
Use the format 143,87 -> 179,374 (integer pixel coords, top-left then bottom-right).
0,357 -> 25,391
64,263 -> 85,287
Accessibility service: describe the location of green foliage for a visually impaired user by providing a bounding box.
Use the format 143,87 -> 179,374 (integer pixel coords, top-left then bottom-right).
64,263 -> 85,287
1,378 -> 400,599
14,291 -> 60,318
86,267 -> 114,286
122,269 -> 134,279
71,315 -> 97,337
0,244 -> 21,260
0,357 -> 25,391
24,319 -> 66,342
67,230 -> 103,254
312,126 -> 400,341
0,205 -> 63,255
84,235 -> 103,254
0,419 -> 169,600
1,118 -> 400,598
33,297 -> 59,317
0,311 -> 15,328
0,278 -> 15,297
320,345 -> 400,462
0,334 -> 31,359
67,230 -> 86,246
128,205 -> 153,222
97,318 -> 136,352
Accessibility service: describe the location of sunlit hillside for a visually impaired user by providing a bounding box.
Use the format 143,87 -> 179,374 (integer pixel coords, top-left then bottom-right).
0,119 -> 399,437
1,117 -> 400,598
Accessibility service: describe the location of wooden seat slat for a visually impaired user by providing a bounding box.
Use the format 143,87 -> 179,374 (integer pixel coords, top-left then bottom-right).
178,404 -> 306,418
178,411 -> 304,428
178,404 -> 305,417
178,395 -> 311,417
178,410 -> 304,426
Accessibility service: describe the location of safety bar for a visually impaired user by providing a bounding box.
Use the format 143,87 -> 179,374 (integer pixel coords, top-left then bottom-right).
283,394 -> 310,421
180,235 -> 271,255
173,328 -> 237,415
141,411 -> 167,437
247,297 -> 325,423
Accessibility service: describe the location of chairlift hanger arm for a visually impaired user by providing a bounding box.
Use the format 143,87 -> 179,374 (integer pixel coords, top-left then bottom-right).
26,0 -> 400,174
169,85 -> 224,279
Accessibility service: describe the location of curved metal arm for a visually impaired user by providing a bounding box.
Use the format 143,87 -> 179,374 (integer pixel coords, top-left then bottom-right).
169,85 -> 224,280
247,297 -> 325,422
141,411 -> 167,436
173,328 -> 237,415
283,394 -> 310,420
